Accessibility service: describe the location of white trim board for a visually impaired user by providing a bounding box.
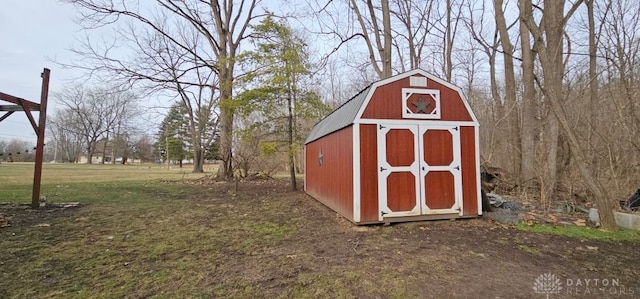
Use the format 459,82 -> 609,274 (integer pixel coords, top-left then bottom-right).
357,119 -> 478,127
352,123 -> 361,222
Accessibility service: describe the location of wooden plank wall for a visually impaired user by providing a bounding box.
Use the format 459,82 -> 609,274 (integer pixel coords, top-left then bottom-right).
305,126 -> 354,221
359,124 -> 379,222
460,126 -> 479,216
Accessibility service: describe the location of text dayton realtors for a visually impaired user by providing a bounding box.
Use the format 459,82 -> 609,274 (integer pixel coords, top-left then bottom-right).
565,278 -> 634,296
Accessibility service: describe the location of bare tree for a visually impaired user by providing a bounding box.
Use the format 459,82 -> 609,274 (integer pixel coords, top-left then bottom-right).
389,0 -> 435,71
349,0 -> 393,79
49,113 -> 84,163
430,0 -> 464,81
493,0 -> 522,179
465,0 -> 505,164
585,0 -> 598,168
53,85 -> 136,164
521,0 -> 617,230
64,0 -> 264,177
519,0 -> 538,188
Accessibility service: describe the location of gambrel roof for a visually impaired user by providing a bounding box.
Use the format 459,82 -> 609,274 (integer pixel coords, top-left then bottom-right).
305,69 -> 478,144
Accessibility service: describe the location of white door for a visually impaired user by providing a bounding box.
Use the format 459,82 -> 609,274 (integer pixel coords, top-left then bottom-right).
377,123 -> 462,220
418,125 -> 462,215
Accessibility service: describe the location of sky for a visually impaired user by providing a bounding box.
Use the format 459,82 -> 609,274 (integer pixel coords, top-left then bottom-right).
0,0 -> 84,145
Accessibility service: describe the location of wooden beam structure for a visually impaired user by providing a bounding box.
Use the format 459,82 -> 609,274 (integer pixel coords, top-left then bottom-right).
0,68 -> 50,208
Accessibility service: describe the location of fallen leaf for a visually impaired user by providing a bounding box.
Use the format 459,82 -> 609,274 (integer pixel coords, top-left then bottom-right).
36,223 -> 50,227
586,246 -> 599,251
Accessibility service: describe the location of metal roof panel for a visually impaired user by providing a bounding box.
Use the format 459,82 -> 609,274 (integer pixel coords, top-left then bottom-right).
304,86 -> 371,144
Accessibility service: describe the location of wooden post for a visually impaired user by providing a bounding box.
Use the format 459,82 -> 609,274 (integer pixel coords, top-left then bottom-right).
31,68 -> 50,209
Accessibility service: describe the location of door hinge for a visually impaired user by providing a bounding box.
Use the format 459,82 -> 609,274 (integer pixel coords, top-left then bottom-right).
381,211 -> 388,216
380,166 -> 387,172
454,165 -> 460,171
379,124 -> 386,130
452,126 -> 459,131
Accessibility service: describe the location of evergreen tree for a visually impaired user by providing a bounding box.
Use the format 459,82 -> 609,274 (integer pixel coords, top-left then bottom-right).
158,102 -> 190,167
239,15 -> 332,190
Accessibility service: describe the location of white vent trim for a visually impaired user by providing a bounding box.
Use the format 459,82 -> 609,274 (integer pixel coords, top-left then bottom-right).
409,76 -> 427,87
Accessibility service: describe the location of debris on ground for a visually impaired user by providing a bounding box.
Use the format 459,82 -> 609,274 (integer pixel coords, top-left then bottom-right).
0,214 -> 12,228
487,193 -> 524,211
482,193 -> 527,224
620,188 -> 640,211
54,202 -> 81,209
0,203 -> 82,229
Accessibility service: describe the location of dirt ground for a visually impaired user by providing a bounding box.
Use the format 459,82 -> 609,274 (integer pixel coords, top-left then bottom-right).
1,179 -> 639,298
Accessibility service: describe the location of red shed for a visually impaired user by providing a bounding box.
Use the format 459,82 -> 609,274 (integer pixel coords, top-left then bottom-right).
304,69 -> 481,224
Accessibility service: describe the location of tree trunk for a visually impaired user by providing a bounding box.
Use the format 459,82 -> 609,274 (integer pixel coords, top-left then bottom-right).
494,0 -> 521,179
444,0 -> 453,81
216,67 -> 234,179
288,95 -> 297,191
519,0 -> 538,187
191,124 -> 205,173
101,134 -> 108,164
193,146 -> 205,173
350,0 -> 393,79
381,0 -> 392,78
586,0 -> 598,171
87,146 -> 94,164
544,116 -> 560,202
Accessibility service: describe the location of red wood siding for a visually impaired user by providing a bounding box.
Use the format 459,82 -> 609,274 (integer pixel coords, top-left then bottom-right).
305,126 -> 354,221
460,126 -> 479,215
361,79 -> 405,119
359,124 -> 379,222
361,76 -> 473,121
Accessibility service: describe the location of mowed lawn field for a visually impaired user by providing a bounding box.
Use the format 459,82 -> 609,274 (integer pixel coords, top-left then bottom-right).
1,163 -> 640,298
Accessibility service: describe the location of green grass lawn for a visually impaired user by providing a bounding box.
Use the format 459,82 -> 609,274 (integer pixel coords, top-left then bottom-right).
0,163 -> 211,204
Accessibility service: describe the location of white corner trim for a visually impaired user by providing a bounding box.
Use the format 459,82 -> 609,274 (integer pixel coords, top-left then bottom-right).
353,124 -> 361,223
475,125 -> 482,215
